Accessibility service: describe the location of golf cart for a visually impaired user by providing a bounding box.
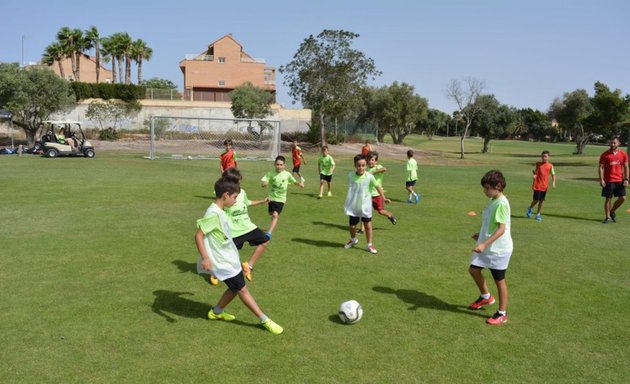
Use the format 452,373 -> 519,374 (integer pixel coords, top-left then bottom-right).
35,121 -> 95,158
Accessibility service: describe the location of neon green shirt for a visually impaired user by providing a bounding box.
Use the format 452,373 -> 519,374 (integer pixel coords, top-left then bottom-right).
196,203 -> 241,280
368,164 -> 385,197
223,188 -> 257,238
261,170 -> 297,203
406,158 -> 418,182
318,154 -> 336,176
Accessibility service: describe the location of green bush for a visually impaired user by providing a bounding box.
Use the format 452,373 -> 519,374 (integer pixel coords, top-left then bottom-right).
71,82 -> 145,101
98,127 -> 120,141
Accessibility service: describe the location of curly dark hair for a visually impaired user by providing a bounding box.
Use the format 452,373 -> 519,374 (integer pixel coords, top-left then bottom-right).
480,170 -> 506,191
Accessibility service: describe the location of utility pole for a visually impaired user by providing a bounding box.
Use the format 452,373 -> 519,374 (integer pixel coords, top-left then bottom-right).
21,35 -> 26,67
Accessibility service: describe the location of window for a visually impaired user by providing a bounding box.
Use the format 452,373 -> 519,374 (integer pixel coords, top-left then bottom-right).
218,80 -> 225,86
218,57 -> 226,63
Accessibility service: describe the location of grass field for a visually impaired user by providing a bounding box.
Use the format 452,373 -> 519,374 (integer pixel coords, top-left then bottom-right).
1,137 -> 628,383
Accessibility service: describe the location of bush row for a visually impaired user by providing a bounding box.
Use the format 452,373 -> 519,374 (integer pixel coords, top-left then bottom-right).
70,82 -> 146,102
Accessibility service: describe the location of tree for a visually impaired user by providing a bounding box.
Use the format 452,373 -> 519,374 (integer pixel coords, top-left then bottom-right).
56,27 -> 84,81
378,82 -> 428,144
420,108 -> 451,140
515,108 -> 552,141
42,42 -> 65,78
355,86 -> 385,142
131,39 -> 153,84
548,89 -> 592,154
101,36 -> 116,83
141,78 -> 178,89
280,29 -> 381,145
85,26 -> 101,83
471,95 -> 516,153
445,77 -> 486,159
230,82 -> 274,137
85,99 -> 140,130
0,63 -> 76,145
584,81 -> 630,139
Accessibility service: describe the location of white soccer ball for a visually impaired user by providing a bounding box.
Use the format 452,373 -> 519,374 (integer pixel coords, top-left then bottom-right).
187,156 -> 193,160
338,300 -> 363,324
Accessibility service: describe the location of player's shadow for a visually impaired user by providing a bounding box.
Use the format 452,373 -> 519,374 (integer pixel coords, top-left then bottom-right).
151,290 -> 212,323
193,195 -> 213,200
539,213 -> 603,222
172,259 -> 197,274
372,286 -> 486,318
312,220 -> 348,231
292,237 -> 342,248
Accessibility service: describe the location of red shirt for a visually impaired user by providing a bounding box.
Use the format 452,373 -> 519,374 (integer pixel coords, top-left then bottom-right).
532,162 -> 554,191
220,149 -> 237,171
599,149 -> 628,182
292,145 -> 302,167
361,144 -> 372,156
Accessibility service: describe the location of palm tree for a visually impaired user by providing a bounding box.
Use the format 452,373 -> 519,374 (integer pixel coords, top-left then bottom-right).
131,39 -> 153,84
85,26 -> 101,83
74,30 -> 90,82
56,27 -> 84,80
42,42 -> 66,78
108,32 -> 132,84
101,36 -> 116,83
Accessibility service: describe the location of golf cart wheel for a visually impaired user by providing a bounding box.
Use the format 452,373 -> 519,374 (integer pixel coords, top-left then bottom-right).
84,149 -> 95,158
45,148 -> 58,158
33,143 -> 42,152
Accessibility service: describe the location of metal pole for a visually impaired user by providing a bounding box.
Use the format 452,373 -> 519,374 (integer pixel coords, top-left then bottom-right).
150,116 -> 155,160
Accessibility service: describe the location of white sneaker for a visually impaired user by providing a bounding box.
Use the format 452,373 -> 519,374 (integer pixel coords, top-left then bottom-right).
344,238 -> 359,249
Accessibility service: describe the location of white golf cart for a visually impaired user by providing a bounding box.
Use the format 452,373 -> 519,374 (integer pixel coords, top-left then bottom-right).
35,121 -> 95,158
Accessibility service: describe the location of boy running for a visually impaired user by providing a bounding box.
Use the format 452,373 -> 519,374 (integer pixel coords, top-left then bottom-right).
318,145 -> 336,198
405,150 -> 420,203
220,139 -> 237,172
291,140 -> 306,183
527,150 -> 556,222
367,151 -> 397,225
261,155 -> 304,239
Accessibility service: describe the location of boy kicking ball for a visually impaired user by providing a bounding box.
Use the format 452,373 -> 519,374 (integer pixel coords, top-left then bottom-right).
468,170 -> 513,325
195,177 -> 283,335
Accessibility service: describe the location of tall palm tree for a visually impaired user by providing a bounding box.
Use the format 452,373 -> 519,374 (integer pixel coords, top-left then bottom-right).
42,42 -> 66,78
56,27 -> 79,80
131,39 -> 153,84
108,32 -> 132,84
101,36 -> 116,83
85,26 -> 101,83
74,30 -> 90,82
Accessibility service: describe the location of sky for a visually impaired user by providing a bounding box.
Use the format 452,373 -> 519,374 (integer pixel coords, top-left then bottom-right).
2,0 -> 629,114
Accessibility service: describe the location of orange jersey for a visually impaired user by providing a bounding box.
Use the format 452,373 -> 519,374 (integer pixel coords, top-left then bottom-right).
220,149 -> 237,171
532,162 -> 554,191
361,144 -> 372,156
292,145 -> 303,167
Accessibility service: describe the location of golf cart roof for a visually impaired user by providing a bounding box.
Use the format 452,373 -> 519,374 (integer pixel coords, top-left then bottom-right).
42,120 -> 82,125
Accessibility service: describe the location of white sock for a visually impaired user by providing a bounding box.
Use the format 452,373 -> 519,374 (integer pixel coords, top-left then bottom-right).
480,293 -> 491,300
498,310 -> 506,315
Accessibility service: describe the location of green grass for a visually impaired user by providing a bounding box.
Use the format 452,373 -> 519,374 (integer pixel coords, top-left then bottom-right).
1,137 -> 628,383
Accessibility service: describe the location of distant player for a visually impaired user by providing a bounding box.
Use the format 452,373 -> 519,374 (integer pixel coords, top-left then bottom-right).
220,139 -> 237,172
468,170 -> 513,325
195,176 -> 283,334
261,155 -> 304,239
291,139 -> 306,183
343,154 -> 387,254
318,145 -> 336,198
361,139 -> 372,156
405,150 -> 420,203
599,136 -> 629,223
526,150 -> 556,222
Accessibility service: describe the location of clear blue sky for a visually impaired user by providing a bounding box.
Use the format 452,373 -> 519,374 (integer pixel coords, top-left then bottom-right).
2,0 -> 628,113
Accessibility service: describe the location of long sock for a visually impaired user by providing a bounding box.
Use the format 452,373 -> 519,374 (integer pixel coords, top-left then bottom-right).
480,293 -> 491,300
213,305 -> 224,314
498,310 -> 506,315
259,314 -> 268,322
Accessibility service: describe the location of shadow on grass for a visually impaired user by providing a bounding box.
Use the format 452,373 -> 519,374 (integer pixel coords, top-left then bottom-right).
540,213 -> 603,222
193,195 -> 213,200
292,237 -> 342,248
328,314 -> 347,324
312,220 -> 348,231
172,259 -> 197,274
570,177 -> 599,182
372,286 -> 486,318
151,289 -> 263,330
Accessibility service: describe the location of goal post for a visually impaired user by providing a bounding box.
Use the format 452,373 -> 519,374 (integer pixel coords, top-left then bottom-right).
146,116 -> 281,161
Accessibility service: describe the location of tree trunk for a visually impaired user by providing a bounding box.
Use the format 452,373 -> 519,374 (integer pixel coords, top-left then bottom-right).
75,52 -> 81,81
460,121 -> 471,159
95,41 -> 100,83
117,58 -> 123,84
111,57 -> 117,83
319,113 -> 326,145
137,60 -> 143,84
575,136 -> 589,155
482,137 -> 491,153
58,62 -> 65,79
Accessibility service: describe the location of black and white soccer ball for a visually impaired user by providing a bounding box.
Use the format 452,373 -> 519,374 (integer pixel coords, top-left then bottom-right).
338,300 -> 363,324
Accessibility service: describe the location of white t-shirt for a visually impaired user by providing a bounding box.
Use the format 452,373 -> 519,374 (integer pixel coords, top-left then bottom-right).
470,195 -> 513,269
344,172 -> 377,218
196,203 -> 242,281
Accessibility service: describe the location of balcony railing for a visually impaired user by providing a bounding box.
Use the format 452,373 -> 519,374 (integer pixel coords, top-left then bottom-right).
184,54 -> 214,61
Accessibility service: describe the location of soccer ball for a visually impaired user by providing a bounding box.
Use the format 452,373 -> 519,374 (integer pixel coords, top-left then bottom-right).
338,300 -> 363,324
187,156 -> 193,160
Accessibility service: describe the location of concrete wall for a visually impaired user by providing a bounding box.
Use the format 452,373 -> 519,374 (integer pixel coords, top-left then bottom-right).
53,99 -> 311,133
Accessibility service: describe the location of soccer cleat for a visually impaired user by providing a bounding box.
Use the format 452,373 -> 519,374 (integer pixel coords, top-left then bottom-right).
469,295 -> 495,310
242,262 -> 252,281
407,198 -> 413,204
344,238 -> 359,249
602,217 -> 611,224
526,207 -> 532,218
261,318 -> 283,335
486,311 -> 508,325
610,212 -> 617,223
415,194 -> 421,204
535,213 -> 542,222
318,194 -> 323,199
208,309 -> 236,321
265,231 -> 272,240
327,191 -> 332,197
367,245 -> 378,254
389,216 -> 397,225
209,275 -> 219,286
300,177 -> 305,183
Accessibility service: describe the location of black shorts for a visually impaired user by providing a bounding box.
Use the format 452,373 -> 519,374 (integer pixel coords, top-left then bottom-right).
406,180 -> 417,187
601,182 -> 626,198
292,165 -> 301,173
232,228 -> 268,249
470,264 -> 507,281
533,190 -> 547,201
224,271 -> 246,293
268,201 -> 285,214
349,216 -> 372,226
320,174 -> 333,182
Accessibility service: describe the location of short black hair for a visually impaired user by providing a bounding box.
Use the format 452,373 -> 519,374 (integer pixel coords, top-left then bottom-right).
275,155 -> 286,163
354,154 -> 367,165
367,151 -> 379,161
221,167 -> 242,183
541,150 -> 550,156
215,177 -> 240,197
407,150 -> 414,158
481,170 -> 506,191
223,138 -> 233,146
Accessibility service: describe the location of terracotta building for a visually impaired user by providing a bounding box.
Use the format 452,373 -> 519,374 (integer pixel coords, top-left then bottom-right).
48,55 -> 114,83
179,34 -> 276,102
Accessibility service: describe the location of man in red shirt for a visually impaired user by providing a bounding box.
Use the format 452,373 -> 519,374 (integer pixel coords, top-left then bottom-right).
599,137 -> 629,224
527,150 -> 556,222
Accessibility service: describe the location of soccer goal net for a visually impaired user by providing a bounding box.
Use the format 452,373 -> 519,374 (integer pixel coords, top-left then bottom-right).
146,116 -> 281,161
